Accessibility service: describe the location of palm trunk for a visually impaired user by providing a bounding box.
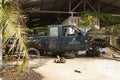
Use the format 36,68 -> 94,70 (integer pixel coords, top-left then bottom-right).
0,0 -> 3,65
0,33 -> 2,68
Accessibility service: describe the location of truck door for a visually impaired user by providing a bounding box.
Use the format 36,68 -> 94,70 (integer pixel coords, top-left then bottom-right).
48,26 -> 59,52
61,26 -> 88,51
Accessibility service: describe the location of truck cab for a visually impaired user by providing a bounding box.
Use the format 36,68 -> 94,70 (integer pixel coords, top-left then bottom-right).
48,25 -> 89,53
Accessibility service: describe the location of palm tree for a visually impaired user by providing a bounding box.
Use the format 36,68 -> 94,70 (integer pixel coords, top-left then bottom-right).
0,0 -> 28,72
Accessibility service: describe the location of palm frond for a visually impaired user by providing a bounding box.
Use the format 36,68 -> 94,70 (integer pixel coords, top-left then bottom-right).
0,0 -> 28,72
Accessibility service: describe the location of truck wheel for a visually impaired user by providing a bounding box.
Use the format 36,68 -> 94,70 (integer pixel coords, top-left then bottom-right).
62,54 -> 76,59
40,51 -> 45,56
28,48 -> 40,59
86,50 -> 100,56
95,50 -> 100,56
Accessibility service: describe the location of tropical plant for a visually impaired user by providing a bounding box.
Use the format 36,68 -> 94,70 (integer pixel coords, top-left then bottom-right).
108,24 -> 120,49
77,10 -> 99,32
0,0 -> 28,72
77,10 -> 97,27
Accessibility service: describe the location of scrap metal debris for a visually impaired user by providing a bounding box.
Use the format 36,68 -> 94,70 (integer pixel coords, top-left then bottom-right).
74,70 -> 81,73
112,54 -> 120,58
54,55 -> 66,63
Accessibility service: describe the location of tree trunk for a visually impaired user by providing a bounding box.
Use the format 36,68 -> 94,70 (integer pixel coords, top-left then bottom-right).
0,33 -> 2,68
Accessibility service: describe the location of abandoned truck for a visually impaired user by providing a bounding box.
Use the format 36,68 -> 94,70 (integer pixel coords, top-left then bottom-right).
27,25 -> 110,56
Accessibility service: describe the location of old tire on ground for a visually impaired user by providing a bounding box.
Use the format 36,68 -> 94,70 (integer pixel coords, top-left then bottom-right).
28,48 -> 40,59
62,54 -> 76,59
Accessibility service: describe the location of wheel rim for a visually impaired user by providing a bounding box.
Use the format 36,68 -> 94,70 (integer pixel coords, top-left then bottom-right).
28,48 -> 40,59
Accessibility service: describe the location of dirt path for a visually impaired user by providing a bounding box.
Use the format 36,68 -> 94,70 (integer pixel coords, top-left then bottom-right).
34,58 -> 120,80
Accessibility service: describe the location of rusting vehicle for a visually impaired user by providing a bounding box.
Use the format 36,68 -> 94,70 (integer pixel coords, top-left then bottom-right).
88,29 -> 110,48
27,25 -> 110,57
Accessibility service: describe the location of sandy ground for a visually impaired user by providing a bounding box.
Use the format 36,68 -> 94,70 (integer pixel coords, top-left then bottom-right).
33,57 -> 120,80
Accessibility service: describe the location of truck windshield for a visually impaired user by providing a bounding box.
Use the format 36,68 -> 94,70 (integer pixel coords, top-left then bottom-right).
62,25 -> 81,36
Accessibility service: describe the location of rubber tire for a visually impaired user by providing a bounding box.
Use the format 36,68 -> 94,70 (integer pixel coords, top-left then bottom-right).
28,48 -> 40,58
94,51 -> 100,56
62,54 -> 76,59
86,50 -> 100,56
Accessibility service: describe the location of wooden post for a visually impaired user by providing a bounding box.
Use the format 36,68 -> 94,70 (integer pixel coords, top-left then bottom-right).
86,0 -> 96,12
72,0 -> 83,12
84,0 -> 86,12
98,1 -> 100,13
69,0 -> 71,12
